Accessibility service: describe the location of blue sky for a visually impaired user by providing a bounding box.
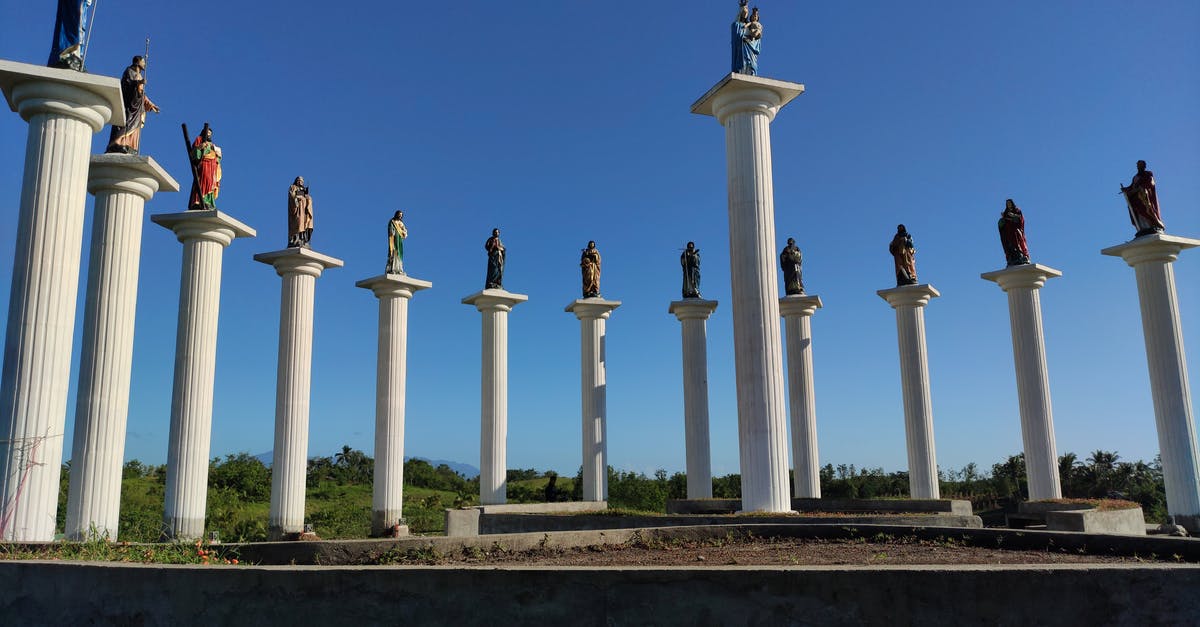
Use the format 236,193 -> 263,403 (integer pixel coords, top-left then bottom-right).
0,1 -> 1197,478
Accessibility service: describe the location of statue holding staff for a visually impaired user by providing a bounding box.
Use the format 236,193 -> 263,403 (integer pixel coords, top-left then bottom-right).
779,237 -> 804,295
48,0 -> 93,71
287,177 -> 314,248
106,55 -> 161,155
581,241 -> 602,298
485,228 -> 505,289
681,242 -> 702,299
1120,160 -> 1166,237
387,211 -> 407,274
889,225 -> 918,286
998,199 -> 1030,266
185,123 -> 221,210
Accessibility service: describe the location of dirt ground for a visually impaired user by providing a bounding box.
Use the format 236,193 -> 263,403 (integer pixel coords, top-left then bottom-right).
371,532 -> 1187,567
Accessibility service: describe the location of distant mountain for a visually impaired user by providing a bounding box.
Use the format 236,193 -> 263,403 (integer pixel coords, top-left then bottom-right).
250,450 -> 478,478
253,451 -> 273,467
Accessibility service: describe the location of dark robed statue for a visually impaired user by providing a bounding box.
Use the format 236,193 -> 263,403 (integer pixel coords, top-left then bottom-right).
387,211 -> 407,274
581,241 -> 602,298
732,1 -> 762,76
48,0 -> 92,71
485,228 -> 505,289
780,237 -> 804,295
681,242 -> 701,298
186,123 -> 221,210
106,56 -> 160,154
889,225 -> 918,286
1120,160 -> 1166,237
998,199 -> 1030,266
287,177 -> 314,248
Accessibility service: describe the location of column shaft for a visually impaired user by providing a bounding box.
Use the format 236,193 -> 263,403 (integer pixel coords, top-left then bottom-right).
679,317 -> 713,499
1006,287 -> 1061,500
268,273 -> 317,536
894,304 -> 939,498
580,316 -> 608,501
480,309 -> 510,505
372,294 -> 409,534
783,313 -> 819,498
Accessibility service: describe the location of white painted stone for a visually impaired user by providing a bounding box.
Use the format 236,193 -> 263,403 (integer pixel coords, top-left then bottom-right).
877,284 -> 941,499
0,61 -> 121,541
566,298 -> 621,502
669,299 -> 718,499
65,155 -> 179,541
981,263 -> 1063,501
779,294 -> 823,499
692,73 -> 803,513
357,274 -> 432,536
255,248 -> 342,539
462,289 -> 528,506
152,210 -> 255,540
1103,233 -> 1200,531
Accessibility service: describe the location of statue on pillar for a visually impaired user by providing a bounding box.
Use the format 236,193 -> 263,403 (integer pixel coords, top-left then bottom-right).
106,56 -> 160,155
1120,160 -> 1166,237
998,199 -> 1030,266
889,225 -> 918,286
48,0 -> 93,71
287,177 -> 314,248
780,237 -> 804,295
387,211 -> 407,274
731,1 -> 762,76
485,228 -> 505,289
185,123 -> 222,210
681,242 -> 702,298
581,241 -> 602,298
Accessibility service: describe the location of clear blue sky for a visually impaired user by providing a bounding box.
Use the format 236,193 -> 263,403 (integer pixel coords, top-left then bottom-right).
0,1 -> 1197,478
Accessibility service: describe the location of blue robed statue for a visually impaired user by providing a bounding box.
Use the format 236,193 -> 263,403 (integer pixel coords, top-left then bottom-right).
732,1 -> 762,75
48,0 -> 93,71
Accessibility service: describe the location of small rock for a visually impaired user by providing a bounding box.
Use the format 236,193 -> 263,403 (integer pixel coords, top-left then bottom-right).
696,555 -> 706,562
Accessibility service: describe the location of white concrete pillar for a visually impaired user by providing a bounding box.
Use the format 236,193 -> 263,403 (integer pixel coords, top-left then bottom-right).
692,74 -> 804,512
779,294 -> 823,499
877,284 -> 941,499
65,155 -> 179,541
566,298 -> 621,502
152,210 -> 255,540
463,289 -> 529,505
357,274 -> 432,536
668,299 -> 718,499
0,60 -> 123,541
255,248 -> 342,539
1103,234 -> 1200,532
981,264 -> 1063,501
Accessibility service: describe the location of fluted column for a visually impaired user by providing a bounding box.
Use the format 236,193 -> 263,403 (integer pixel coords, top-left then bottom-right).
878,284 -> 941,499
779,294 -> 823,499
256,248 -> 343,539
464,289 -> 529,505
358,274 -> 432,535
152,210 -> 255,540
1103,234 -> 1200,532
0,60 -> 122,541
981,264 -> 1063,501
668,299 -> 718,499
65,155 -> 179,541
692,73 -> 804,512
566,298 -> 621,502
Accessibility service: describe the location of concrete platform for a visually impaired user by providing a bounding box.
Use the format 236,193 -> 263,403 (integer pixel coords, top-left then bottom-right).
667,497 -> 974,516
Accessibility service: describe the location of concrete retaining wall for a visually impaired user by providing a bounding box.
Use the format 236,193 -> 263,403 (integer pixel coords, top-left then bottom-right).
1,560 -> 1197,625
446,502 -> 609,536
666,498 -> 973,516
475,513 -> 982,535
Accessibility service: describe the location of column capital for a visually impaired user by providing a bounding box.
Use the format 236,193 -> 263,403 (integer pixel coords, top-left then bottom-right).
669,299 -> 718,321
981,263 -> 1062,291
254,247 -> 343,278
566,297 -> 621,320
0,59 -> 123,131
358,273 -> 433,300
151,209 -> 256,247
691,73 -> 805,125
877,284 -> 940,309
462,288 -> 528,313
88,154 -> 180,201
779,294 -> 823,318
1102,233 -> 1200,267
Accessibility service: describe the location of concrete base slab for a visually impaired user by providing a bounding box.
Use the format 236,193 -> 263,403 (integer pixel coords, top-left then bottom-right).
667,498 -> 973,516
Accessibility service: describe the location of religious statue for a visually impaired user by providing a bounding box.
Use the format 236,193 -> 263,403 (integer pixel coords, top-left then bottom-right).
387,211 -> 407,274
186,123 -> 221,210
731,1 -> 762,76
1120,160 -> 1166,237
998,199 -> 1030,266
485,228 -> 505,289
287,177 -> 314,248
681,242 -> 702,298
889,225 -> 918,286
48,0 -> 93,71
581,241 -> 602,298
779,237 -> 804,295
106,56 -> 160,155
